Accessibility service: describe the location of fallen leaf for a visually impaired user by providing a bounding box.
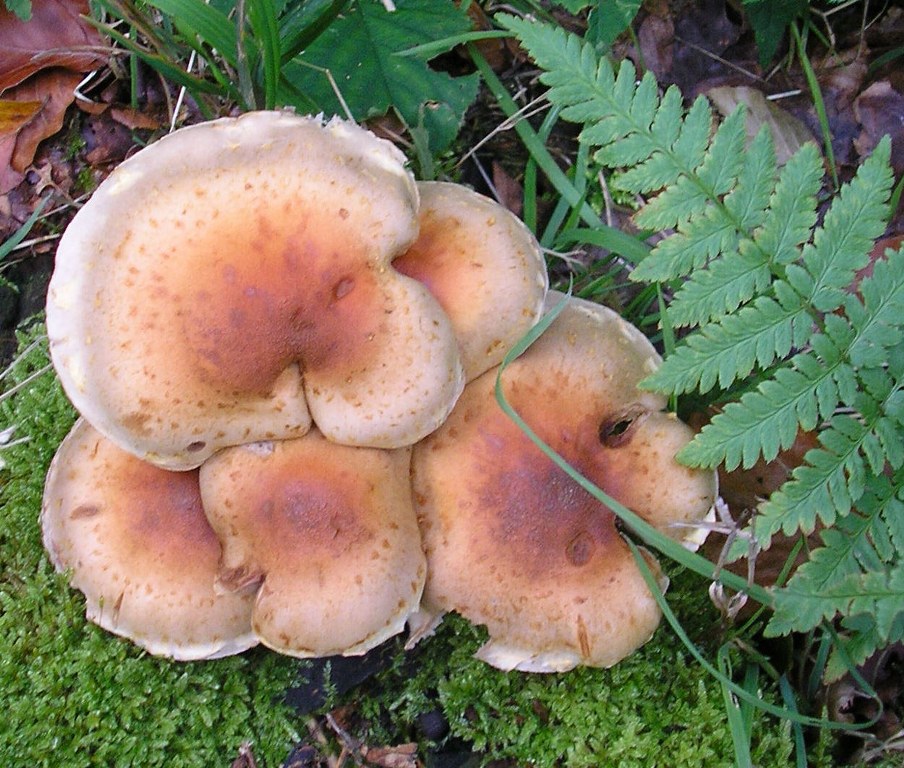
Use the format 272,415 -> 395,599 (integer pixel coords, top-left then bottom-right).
0,100 -> 42,133
110,106 -> 164,131
360,743 -> 419,768
492,160 -> 522,217
708,85 -> 817,166
82,112 -> 141,165
854,79 -> 904,175
5,70 -> 82,173
0,134 -> 22,192
0,0 -> 103,91
668,0 -> 742,96
636,11 -> 674,81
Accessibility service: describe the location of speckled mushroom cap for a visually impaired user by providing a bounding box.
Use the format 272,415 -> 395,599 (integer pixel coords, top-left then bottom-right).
410,292 -> 717,672
393,181 -> 548,380
199,430 -> 426,658
41,419 -> 257,660
46,111 -> 464,470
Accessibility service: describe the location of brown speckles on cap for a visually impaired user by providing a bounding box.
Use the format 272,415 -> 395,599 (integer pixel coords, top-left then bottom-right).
41,420 -> 257,660
199,429 -> 425,658
393,182 -> 547,382
411,293 -> 717,671
46,112 -> 465,470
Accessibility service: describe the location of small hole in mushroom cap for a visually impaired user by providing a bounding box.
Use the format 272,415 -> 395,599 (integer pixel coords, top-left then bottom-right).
186,440 -> 207,453
598,408 -> 645,448
332,277 -> 355,301
565,531 -> 595,566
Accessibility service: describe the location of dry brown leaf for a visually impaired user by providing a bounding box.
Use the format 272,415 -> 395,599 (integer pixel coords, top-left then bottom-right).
360,743 -> 419,768
0,0 -> 103,91
708,85 -> 817,166
0,133 -> 22,193
491,160 -> 522,217
5,70 -> 83,172
637,12 -> 674,82
0,100 -> 42,133
854,80 -> 904,175
110,106 -> 165,131
0,0 -> 106,191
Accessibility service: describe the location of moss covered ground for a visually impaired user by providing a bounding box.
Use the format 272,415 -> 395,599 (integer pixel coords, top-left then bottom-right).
1,326 -> 825,767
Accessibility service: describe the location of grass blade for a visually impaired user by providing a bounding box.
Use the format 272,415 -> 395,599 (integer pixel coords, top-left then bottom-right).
0,194 -> 50,261
247,0 -> 281,109
470,44 -> 651,265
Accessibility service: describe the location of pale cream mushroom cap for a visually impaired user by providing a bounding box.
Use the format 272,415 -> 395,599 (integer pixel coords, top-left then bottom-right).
46,111 -> 464,469
410,292 -> 717,671
394,181 -> 548,381
199,430 -> 426,658
41,419 -> 257,660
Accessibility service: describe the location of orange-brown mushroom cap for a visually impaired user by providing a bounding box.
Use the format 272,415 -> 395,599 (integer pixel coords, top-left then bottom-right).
41,419 -> 257,660
46,112 -> 464,469
199,430 -> 426,658
394,181 -> 548,381
410,292 -> 717,671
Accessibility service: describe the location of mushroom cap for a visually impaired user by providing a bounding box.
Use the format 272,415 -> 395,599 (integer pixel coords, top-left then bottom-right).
199,430 -> 426,658
47,111 -> 464,469
410,292 -> 717,671
41,419 -> 257,660
393,181 -> 548,380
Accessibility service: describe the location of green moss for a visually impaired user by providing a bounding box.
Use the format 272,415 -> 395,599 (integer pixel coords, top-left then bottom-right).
0,327 -> 302,767
352,573 -> 820,768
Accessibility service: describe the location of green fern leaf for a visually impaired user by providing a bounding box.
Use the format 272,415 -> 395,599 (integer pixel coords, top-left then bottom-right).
677,351 -> 840,470
847,244 -> 904,366
642,291 -> 810,396
638,203 -> 739,279
800,138 -> 893,313
667,240 -> 771,327
669,96 -> 712,172
694,108 -> 748,197
504,14 -> 904,655
632,176 -> 711,233
614,98 -> 711,196
648,85 -> 684,150
721,127 -> 776,230
756,371 -> 902,543
826,611 -> 904,680
666,130 -> 778,326
752,143 -> 823,265
767,476 -> 902,638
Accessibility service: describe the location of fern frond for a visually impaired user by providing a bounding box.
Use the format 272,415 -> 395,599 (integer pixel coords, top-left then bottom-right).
667,240 -> 771,327
642,290 -> 811,397
800,140 -> 893,313
677,351 -> 841,470
721,127 -> 776,231
504,14 -> 904,656
755,368 -> 904,542
750,142 -> 823,265
767,475 -> 903,640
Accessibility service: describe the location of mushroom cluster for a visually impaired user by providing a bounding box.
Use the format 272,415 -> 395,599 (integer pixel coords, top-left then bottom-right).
43,111 -> 716,670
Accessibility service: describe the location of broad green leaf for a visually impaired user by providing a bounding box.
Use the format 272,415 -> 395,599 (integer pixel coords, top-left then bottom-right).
587,0 -> 642,47
742,0 -> 808,67
3,0 -> 30,20
279,0 -> 349,63
283,0 -> 478,153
